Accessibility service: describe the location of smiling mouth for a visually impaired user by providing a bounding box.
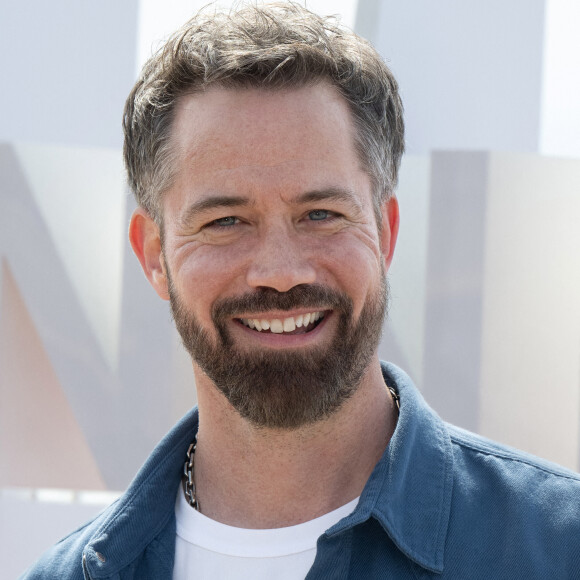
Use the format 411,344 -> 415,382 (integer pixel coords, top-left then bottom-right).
237,311 -> 326,335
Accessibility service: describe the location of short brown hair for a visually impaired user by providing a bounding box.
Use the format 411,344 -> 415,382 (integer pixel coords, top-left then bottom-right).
123,2 -> 404,221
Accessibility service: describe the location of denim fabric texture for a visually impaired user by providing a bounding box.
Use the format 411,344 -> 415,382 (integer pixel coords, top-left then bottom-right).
20,363 -> 580,579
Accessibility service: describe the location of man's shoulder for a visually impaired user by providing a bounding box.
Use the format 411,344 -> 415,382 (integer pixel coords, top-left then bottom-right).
435,424 -> 580,575
20,407 -> 197,579
19,503 -> 115,579
448,422 -> 580,484
446,423 -> 580,530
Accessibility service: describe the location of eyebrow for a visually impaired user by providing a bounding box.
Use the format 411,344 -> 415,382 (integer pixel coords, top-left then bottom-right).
292,187 -> 363,209
179,195 -> 252,227
179,187 -> 363,226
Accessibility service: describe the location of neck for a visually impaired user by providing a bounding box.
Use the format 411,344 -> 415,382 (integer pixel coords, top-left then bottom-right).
191,358 -> 397,529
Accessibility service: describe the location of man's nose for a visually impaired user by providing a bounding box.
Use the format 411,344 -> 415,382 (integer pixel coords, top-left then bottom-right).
245,227 -> 317,292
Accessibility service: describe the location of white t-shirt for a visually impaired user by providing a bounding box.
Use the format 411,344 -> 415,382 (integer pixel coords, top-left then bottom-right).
173,488 -> 359,580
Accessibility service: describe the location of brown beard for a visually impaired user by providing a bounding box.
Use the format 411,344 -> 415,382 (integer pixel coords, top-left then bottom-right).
168,272 -> 388,430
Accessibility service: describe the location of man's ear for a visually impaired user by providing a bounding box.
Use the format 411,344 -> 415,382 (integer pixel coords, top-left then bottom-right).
380,195 -> 399,271
129,207 -> 170,301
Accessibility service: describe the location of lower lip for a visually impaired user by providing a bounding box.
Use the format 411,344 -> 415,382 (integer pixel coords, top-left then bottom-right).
231,312 -> 333,348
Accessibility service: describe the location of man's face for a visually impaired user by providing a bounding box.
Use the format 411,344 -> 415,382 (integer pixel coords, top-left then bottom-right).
150,83 -> 398,429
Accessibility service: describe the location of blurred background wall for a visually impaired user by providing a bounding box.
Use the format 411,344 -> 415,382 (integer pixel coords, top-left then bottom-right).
1,0 -> 579,575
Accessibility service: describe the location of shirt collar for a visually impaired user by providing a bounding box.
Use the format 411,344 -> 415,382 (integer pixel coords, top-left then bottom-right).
326,362 -> 454,574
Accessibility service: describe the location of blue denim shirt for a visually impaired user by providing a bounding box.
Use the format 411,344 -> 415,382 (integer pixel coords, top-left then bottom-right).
21,363 -> 580,579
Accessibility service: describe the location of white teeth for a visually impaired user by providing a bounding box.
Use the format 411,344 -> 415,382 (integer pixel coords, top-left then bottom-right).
270,319 -> 284,333
241,311 -> 325,333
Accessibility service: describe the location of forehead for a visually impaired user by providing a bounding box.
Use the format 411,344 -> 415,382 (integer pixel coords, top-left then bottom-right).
173,82 -> 355,149
166,82 -> 371,209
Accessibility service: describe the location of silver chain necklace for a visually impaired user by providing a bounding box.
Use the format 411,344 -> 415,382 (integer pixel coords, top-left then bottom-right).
182,387 -> 400,512
183,434 -> 199,511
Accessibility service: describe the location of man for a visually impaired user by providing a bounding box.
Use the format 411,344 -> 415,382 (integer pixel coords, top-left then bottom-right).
22,3 -> 580,579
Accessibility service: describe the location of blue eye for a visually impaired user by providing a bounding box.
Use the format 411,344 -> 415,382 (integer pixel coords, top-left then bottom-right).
212,216 -> 238,227
308,210 -> 329,221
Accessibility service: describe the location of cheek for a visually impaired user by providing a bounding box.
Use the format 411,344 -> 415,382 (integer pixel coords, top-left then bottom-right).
170,243 -> 250,311
314,237 -> 383,314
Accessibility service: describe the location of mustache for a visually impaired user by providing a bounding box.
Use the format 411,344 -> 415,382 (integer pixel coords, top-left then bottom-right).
212,284 -> 353,320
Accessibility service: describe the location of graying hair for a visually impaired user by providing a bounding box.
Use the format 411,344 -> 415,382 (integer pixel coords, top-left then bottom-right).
123,2 -> 405,222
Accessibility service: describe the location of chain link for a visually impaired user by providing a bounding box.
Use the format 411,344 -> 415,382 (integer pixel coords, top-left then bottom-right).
388,386 -> 400,414
182,435 -> 199,511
